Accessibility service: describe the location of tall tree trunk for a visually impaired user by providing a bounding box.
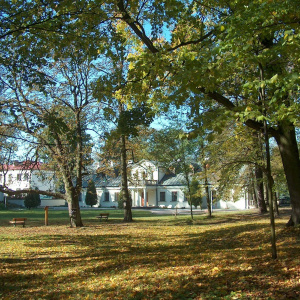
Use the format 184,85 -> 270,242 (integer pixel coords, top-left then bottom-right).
121,134 -> 132,222
252,182 -> 259,208
68,195 -> 83,228
254,165 -> 268,213
271,176 -> 280,216
274,123 -> 300,226
274,191 -> 280,216
204,164 -> 212,217
66,185 -> 83,228
263,119 -> 277,259
189,194 -> 193,220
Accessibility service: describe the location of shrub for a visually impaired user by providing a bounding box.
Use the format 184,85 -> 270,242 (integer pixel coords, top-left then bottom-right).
85,180 -> 98,207
118,194 -> 124,209
24,192 -> 41,209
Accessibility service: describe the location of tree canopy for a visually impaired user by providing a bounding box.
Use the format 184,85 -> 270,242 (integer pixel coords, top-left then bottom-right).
1,0 -> 300,226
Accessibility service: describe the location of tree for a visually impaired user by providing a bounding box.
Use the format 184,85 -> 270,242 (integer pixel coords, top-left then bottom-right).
204,122 -> 269,214
85,180 -> 98,207
0,1 -> 124,227
114,0 -> 300,226
0,46 -> 98,227
144,125 -> 202,218
24,192 -> 41,209
189,177 -> 203,209
93,36 -> 155,222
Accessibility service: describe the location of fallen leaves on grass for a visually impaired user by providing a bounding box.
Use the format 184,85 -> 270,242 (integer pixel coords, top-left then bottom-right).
0,211 -> 299,299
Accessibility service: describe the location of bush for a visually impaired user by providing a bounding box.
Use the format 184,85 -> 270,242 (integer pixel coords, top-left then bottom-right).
24,192 -> 41,209
118,195 -> 124,209
85,180 -> 98,207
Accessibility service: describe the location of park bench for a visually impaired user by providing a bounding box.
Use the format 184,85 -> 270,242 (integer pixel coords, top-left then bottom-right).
96,213 -> 109,221
9,218 -> 27,227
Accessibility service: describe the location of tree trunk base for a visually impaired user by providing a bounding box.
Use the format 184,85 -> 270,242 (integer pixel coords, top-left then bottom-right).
286,216 -> 294,227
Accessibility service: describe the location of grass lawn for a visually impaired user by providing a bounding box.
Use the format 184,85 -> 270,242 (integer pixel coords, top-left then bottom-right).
0,208 -> 299,299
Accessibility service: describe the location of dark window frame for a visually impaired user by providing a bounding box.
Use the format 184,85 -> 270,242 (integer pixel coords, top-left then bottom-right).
160,191 -> 166,202
104,191 -> 110,202
172,191 -> 178,202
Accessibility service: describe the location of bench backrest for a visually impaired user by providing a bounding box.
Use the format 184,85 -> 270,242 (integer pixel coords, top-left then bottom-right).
99,213 -> 109,216
12,218 -> 27,221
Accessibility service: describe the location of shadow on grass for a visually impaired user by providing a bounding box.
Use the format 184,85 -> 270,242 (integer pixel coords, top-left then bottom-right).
1,210 -> 299,299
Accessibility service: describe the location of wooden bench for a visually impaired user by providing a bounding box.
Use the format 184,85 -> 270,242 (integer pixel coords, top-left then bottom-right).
9,218 -> 27,227
96,213 -> 109,221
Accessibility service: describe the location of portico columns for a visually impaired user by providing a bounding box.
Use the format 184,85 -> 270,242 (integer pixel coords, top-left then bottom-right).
144,188 -> 147,207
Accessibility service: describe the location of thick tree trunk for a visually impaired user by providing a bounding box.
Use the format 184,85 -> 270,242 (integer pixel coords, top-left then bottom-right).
274,123 -> 300,226
67,192 -> 84,228
254,165 -> 268,213
121,135 -> 133,222
252,183 -> 259,208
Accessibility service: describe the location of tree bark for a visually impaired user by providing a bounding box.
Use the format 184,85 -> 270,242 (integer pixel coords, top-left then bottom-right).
271,176 -> 280,216
254,165 -> 267,213
120,134 -> 133,222
66,183 -> 84,228
252,181 -> 259,208
68,196 -> 83,228
204,164 -> 212,217
274,123 -> 300,226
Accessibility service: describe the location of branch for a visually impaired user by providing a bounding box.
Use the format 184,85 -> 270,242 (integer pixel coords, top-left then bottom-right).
117,0 -> 159,54
117,1 -> 215,54
196,87 -> 278,137
167,30 -> 215,52
0,186 -> 65,200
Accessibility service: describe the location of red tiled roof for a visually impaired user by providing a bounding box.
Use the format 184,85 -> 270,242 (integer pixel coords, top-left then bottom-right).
4,161 -> 45,171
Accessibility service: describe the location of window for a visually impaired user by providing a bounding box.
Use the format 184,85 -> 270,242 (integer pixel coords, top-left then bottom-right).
23,173 -> 29,181
160,192 -> 165,202
104,192 -> 110,202
0,174 -> 2,183
8,174 -> 12,183
17,174 -> 22,181
172,191 -> 178,202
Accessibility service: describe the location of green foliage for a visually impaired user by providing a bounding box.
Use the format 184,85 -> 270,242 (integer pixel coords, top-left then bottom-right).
118,193 -> 124,209
116,104 -> 155,137
145,126 -> 200,168
85,180 -> 98,207
189,177 -> 203,208
24,192 -> 41,209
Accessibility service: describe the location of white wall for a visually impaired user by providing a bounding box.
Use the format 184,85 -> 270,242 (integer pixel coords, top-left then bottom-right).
97,187 -> 120,208
0,169 -> 55,193
217,198 -> 248,210
131,161 -> 157,180
157,186 -> 189,208
41,199 -> 66,207
7,198 -> 66,207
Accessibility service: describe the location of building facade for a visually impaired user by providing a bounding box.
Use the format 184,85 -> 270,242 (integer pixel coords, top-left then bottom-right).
0,161 -> 64,206
82,160 -> 252,210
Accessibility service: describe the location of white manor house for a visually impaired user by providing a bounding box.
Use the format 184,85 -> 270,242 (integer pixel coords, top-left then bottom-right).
1,160 -> 251,210
0,161 -> 63,206
81,160 -> 251,210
